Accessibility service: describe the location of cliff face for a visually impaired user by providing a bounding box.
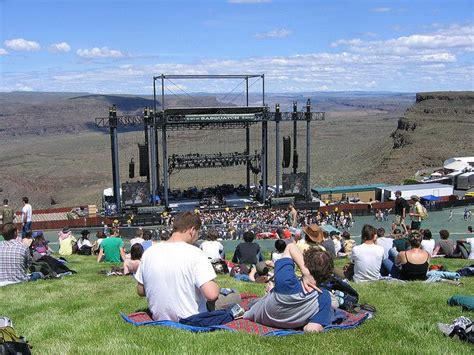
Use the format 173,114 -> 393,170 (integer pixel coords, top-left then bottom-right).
378,91 -> 474,182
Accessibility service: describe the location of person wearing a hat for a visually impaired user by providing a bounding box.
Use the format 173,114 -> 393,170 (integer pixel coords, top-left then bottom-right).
297,224 -> 325,254
409,195 -> 423,230
58,227 -> 77,256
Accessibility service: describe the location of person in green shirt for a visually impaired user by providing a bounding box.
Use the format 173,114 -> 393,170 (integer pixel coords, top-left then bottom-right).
97,228 -> 125,263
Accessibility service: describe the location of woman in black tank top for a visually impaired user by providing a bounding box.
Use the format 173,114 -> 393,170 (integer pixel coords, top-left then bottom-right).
396,232 -> 430,281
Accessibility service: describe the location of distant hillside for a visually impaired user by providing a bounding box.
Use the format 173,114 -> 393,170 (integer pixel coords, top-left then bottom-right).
377,91 -> 474,182
0,92 -> 227,138
70,94 -> 155,112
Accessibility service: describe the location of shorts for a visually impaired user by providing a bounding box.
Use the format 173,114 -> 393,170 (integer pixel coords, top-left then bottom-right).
411,221 -> 421,230
394,215 -> 405,225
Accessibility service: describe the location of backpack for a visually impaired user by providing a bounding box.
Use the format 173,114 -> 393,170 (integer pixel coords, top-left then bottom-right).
321,276 -> 359,312
0,321 -> 32,355
417,203 -> 429,220
1,208 -> 14,224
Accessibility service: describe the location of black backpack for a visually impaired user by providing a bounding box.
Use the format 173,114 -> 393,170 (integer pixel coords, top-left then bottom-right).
321,276 -> 359,312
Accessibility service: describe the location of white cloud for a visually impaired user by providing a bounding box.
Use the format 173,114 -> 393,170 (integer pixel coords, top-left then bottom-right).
228,0 -> 271,3
76,46 -> 124,58
4,38 -> 40,51
0,48 -> 8,56
371,7 -> 392,13
255,29 -> 292,39
49,42 -> 71,53
331,24 -> 474,56
1,24 -> 472,93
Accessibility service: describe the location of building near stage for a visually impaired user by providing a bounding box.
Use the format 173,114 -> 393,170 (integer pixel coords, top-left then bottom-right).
311,184 -> 387,204
380,183 -> 454,202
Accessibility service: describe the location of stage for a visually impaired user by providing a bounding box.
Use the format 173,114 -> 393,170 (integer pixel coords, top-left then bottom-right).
168,194 -> 260,212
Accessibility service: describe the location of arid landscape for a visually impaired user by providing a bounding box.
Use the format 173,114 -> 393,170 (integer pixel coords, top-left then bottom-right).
0,91 -> 472,209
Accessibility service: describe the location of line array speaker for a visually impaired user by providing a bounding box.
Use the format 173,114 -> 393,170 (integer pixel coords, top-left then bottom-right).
282,136 -> 291,168
138,143 -> 149,177
128,158 -> 135,179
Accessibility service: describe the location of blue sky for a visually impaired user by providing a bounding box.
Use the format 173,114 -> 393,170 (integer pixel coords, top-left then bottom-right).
1,0 -> 473,93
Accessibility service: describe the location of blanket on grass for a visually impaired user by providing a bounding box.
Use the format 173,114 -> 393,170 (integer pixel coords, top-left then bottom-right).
121,293 -> 370,336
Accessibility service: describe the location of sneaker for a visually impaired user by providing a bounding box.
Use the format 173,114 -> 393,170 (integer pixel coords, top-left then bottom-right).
452,316 -> 473,331
229,303 -> 245,319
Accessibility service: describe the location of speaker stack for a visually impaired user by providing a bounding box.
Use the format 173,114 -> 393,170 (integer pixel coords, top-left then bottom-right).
282,136 -> 291,168
138,143 -> 149,177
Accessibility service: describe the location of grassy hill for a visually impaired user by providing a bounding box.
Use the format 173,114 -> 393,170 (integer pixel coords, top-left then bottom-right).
2,255 -> 473,354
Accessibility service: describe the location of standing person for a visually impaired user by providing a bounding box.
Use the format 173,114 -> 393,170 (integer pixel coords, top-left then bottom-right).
408,195 -> 423,231
0,199 -> 15,228
392,191 -> 408,233
287,203 -> 298,228
0,223 -> 32,287
21,197 -> 32,238
351,224 -> 384,283
448,209 -> 454,222
97,227 -> 126,263
135,212 -> 219,321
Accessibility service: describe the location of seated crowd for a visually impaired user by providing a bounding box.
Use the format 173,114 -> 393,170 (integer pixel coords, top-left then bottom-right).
1,204 -> 473,333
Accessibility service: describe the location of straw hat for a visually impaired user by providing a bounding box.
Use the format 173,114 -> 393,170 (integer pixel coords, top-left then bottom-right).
302,224 -> 324,243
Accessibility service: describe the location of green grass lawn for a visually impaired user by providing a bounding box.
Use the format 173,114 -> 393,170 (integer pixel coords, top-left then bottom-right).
2,256 -> 474,354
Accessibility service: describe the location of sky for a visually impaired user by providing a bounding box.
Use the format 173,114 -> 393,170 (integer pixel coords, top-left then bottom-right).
0,0 -> 473,94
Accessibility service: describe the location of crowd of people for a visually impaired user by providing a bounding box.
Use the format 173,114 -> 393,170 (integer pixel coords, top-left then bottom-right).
1,194 -> 473,333
171,204 -> 355,240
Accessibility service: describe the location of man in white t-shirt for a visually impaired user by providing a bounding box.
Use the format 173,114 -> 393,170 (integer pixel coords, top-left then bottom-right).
200,229 -> 224,262
375,227 -> 393,260
21,197 -> 33,238
351,224 -> 384,283
135,212 -> 219,321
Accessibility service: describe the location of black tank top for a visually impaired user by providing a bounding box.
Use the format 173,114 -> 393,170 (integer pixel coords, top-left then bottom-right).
400,252 -> 429,281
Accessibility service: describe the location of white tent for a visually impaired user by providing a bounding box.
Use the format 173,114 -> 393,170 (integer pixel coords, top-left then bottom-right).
444,161 -> 470,171
443,156 -> 474,168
